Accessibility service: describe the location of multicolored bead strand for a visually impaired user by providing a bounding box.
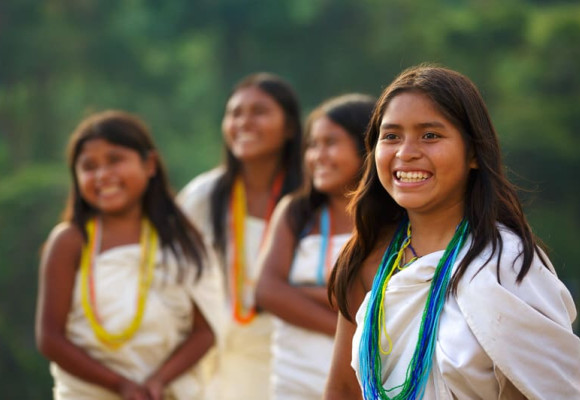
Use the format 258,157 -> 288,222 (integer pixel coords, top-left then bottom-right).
359,217 -> 470,399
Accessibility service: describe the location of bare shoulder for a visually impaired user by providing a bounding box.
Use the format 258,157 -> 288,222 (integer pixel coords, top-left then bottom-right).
275,193 -> 294,212
46,222 -> 83,248
41,222 -> 84,269
269,194 -> 294,224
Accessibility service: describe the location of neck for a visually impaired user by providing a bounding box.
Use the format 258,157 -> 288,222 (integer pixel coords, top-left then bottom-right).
99,208 -> 144,249
326,192 -> 354,234
238,157 -> 283,219
239,157 -> 282,192
406,202 -> 465,256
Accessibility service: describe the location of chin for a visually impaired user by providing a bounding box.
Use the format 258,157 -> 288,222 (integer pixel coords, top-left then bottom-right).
392,195 -> 428,211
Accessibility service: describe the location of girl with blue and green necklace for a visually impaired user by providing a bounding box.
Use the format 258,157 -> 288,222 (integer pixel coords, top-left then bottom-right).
324,65 -> 580,400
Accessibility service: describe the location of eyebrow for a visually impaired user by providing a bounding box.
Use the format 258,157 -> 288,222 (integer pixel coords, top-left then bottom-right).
380,121 -> 446,130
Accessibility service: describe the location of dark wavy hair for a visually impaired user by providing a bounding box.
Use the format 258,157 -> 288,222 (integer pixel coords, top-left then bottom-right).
210,72 -> 303,256
63,110 -> 206,277
330,64 -> 548,320
286,93 -> 376,238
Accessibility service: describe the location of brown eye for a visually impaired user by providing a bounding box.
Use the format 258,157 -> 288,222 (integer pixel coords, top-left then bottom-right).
423,132 -> 440,140
381,133 -> 398,141
77,159 -> 96,172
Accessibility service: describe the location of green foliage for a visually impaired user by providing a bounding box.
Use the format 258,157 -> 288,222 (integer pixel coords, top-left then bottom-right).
1,0 -> 579,396
0,164 -> 68,398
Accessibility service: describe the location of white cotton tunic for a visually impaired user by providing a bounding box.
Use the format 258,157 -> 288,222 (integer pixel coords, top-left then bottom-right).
178,168 -> 273,400
352,226 -> 580,400
51,243 -> 225,400
271,232 -> 350,400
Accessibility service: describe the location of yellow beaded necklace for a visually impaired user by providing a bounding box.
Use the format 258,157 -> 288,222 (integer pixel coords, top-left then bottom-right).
80,217 -> 158,349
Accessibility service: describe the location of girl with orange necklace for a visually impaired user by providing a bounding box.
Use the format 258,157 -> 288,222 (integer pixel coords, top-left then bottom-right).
255,94 -> 375,400
35,111 -> 224,400
324,65 -> 580,399
178,73 -> 303,400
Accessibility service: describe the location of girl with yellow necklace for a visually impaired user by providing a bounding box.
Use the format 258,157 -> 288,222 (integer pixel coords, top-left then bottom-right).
36,111 -> 224,400
178,73 -> 303,400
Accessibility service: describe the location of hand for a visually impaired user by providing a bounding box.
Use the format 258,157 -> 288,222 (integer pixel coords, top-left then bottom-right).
119,379 -> 151,400
144,377 -> 165,400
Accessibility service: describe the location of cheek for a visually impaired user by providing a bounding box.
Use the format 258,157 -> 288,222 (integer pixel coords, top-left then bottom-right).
374,148 -> 393,187
75,170 -> 91,188
264,116 -> 288,139
374,146 -> 391,172
303,149 -> 315,172
336,146 -> 362,172
221,118 -> 233,140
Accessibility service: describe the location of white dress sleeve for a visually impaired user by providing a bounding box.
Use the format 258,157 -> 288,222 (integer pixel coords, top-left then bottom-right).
455,227 -> 580,399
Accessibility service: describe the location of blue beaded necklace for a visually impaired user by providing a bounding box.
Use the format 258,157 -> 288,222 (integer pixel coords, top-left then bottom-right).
359,217 -> 470,399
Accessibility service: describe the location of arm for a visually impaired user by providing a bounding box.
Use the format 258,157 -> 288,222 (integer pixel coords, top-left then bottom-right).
324,312 -> 363,400
298,285 -> 335,309
35,224 -> 148,399
255,196 -> 337,336
144,306 -> 215,400
325,242 -> 381,400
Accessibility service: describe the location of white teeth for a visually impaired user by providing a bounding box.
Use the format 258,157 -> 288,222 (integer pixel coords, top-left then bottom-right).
99,186 -> 120,196
236,132 -> 258,142
396,171 -> 430,183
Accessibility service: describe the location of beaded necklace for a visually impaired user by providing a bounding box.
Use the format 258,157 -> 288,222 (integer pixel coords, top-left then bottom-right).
80,217 -> 158,349
229,172 -> 284,324
315,206 -> 334,285
359,217 -> 469,399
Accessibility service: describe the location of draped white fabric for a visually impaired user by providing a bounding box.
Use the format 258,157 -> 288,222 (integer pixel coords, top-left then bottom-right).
271,232 -> 350,400
51,243 -> 225,400
178,168 -> 273,400
352,226 -> 580,399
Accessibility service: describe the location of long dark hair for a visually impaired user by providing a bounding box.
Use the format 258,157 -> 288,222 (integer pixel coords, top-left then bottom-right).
286,94 -> 376,238
210,73 -> 303,256
330,64 -> 548,320
64,110 -> 206,277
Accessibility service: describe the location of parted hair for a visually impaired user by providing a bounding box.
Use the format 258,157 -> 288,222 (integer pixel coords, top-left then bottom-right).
286,93 -> 376,238
64,110 -> 206,277
329,64 -> 548,320
210,72 -> 304,256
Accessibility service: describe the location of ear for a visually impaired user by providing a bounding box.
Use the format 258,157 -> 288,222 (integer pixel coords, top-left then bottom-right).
468,153 -> 478,169
144,151 -> 158,178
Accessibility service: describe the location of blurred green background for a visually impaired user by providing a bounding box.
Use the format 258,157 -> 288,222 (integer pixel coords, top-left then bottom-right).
1,0 -> 579,398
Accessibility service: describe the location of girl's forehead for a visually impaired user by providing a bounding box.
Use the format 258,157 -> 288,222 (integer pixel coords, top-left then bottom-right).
77,138 -> 134,157
227,86 -> 274,106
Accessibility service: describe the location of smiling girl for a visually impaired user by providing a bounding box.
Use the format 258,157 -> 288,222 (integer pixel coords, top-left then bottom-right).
256,94 -> 375,399
35,111 -> 224,400
324,65 -> 580,400
178,73 -> 303,399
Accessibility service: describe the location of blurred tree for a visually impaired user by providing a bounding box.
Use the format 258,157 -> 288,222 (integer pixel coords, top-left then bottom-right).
1,0 -> 579,397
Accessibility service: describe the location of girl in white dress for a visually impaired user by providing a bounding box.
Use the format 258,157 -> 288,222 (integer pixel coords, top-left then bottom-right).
325,65 -> 580,400
178,73 -> 303,400
35,110 -> 224,400
256,94 -> 375,400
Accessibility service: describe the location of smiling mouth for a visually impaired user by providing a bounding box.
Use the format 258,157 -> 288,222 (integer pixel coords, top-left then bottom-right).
395,170 -> 431,183
98,185 -> 121,197
235,132 -> 259,142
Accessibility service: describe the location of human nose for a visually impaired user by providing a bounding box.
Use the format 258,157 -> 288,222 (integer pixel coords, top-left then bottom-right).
310,143 -> 329,162
396,137 -> 421,161
94,164 -> 112,182
234,111 -> 252,128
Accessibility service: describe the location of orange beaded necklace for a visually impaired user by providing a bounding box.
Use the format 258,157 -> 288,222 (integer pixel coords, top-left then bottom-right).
229,172 -> 284,324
